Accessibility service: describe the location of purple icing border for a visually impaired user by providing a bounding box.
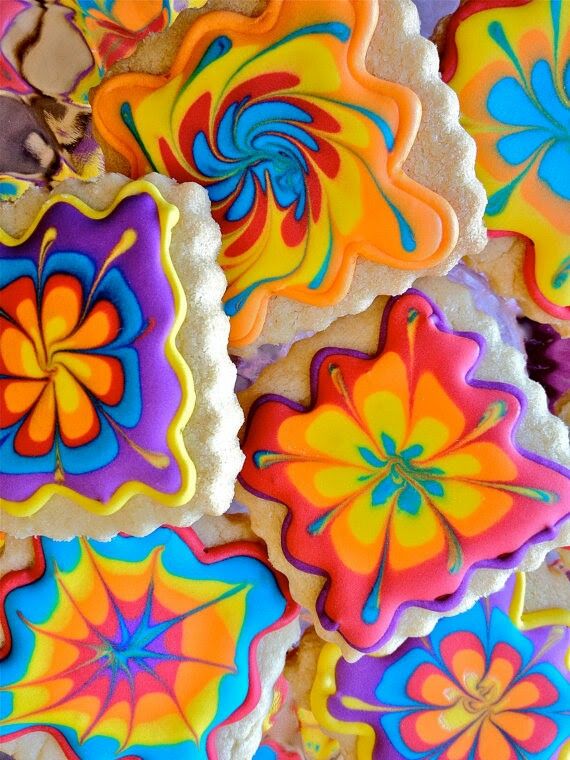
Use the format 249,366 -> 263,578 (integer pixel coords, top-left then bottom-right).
239,288 -> 570,653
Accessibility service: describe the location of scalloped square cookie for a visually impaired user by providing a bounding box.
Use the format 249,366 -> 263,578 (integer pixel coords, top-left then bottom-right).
0,173 -> 243,537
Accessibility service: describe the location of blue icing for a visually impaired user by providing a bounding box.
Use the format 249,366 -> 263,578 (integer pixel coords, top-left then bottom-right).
0,529 -> 290,760
372,592 -> 570,760
486,18 -> 570,206
0,251 -> 144,477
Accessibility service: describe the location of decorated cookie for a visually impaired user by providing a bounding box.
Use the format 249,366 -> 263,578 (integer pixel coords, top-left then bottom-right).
440,0 -> 570,333
0,1 -> 99,201
238,277 -> 570,658
311,574 -> 570,760
91,0 -> 486,352
0,91 -> 101,202
0,173 -> 242,538
60,0 -> 206,105
0,523 -> 300,760
0,1 -> 204,201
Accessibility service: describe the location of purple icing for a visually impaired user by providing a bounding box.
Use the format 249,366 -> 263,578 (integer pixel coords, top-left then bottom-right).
239,288 -> 570,653
412,0 -> 459,37
449,262 -> 524,351
323,575 -> 569,759
1,191 -> 186,504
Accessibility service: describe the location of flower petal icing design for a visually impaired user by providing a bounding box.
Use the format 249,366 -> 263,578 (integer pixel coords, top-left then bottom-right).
311,575 -> 570,760
240,290 -> 570,652
0,180 -> 195,516
441,0 -> 570,321
92,0 -> 458,346
0,528 -> 298,759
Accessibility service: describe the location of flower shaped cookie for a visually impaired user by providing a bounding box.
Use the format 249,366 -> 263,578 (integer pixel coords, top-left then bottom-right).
0,182 -> 194,515
312,575 -> 570,760
240,290 -> 570,653
441,0 -> 570,322
92,0 -> 458,347
0,528 -> 298,759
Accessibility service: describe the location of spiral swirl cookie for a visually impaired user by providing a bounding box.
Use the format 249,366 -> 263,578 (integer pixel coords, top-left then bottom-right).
92,0 -> 486,351
237,277 -> 570,658
0,523 -> 300,760
0,173 -> 242,538
310,574 -> 570,760
440,0 -> 570,333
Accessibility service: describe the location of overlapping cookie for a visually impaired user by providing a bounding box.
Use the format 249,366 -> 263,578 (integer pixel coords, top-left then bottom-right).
0,173 -> 242,538
238,277 -> 570,658
310,574 -> 570,760
439,0 -> 570,333
0,0 -> 204,201
91,0 -> 486,352
0,519 -> 300,759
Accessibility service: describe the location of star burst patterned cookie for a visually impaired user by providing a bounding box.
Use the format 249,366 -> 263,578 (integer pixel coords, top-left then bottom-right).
0,526 -> 299,760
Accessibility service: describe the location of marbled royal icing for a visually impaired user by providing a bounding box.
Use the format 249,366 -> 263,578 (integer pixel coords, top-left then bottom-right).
240,290 -> 570,653
441,0 -> 570,320
0,527 -> 298,759
92,0 -> 458,347
311,575 -> 570,760
0,180 -> 195,516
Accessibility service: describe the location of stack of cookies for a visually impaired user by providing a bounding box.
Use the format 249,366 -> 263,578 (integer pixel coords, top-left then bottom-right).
1,1 -> 568,759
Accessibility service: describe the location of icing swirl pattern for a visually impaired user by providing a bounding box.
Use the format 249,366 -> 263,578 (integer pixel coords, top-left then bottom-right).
92,0 -> 458,346
240,290 -> 570,652
442,0 -> 570,320
311,576 -> 570,760
0,182 -> 195,515
63,0 -> 205,105
0,528 -> 297,759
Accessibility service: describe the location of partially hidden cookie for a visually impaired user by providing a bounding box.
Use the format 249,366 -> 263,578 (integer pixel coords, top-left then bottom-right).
0,172 -> 242,538
519,316 -> 570,425
237,277 -> 570,658
0,0 -> 205,201
91,0 -> 486,352
310,573 -> 570,760
0,0 -> 100,201
0,520 -> 300,759
439,0 -> 570,333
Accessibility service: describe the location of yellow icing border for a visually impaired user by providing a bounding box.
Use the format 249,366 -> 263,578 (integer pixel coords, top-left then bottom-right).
311,643 -> 374,760
311,572 -> 570,760
0,179 -> 196,516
